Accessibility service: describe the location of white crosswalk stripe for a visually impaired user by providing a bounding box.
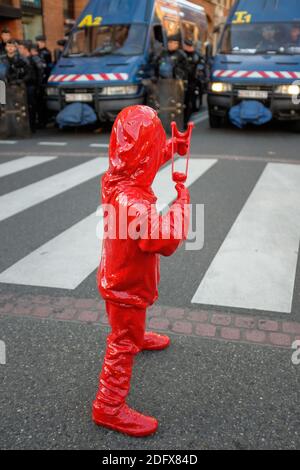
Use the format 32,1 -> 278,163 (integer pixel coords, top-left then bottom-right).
0,156 -> 57,178
192,163 -> 300,314
0,159 -> 217,290
0,158 -> 107,222
0,155 -> 299,315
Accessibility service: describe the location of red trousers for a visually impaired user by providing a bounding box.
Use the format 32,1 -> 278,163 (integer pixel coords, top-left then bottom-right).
95,302 -> 146,410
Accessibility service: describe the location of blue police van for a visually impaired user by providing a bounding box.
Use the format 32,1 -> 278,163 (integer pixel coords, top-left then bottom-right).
208,0 -> 300,129
46,0 -> 208,124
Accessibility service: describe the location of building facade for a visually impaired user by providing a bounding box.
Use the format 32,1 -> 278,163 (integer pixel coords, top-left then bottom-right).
0,0 -> 84,50
0,0 -> 235,52
193,0 -> 235,49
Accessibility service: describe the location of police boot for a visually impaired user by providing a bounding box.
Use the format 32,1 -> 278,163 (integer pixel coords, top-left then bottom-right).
142,332 -> 171,351
92,303 -> 158,437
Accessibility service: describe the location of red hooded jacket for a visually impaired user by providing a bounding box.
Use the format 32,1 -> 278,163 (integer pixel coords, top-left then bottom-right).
97,106 -> 190,309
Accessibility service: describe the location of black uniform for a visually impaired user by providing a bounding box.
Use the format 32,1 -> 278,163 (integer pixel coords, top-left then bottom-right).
158,49 -> 188,81
32,54 -> 47,127
37,47 -> 52,79
184,49 -> 203,123
0,52 -> 33,136
0,41 -> 7,56
21,55 -> 39,132
0,53 -> 32,85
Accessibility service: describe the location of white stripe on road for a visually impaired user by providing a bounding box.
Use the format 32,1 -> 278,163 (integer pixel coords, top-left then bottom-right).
0,158 -> 108,222
89,143 -> 109,148
38,142 -> 67,146
192,163 -> 300,314
0,213 -> 103,290
0,140 -> 17,145
0,156 -> 57,178
153,158 -> 217,210
192,111 -> 209,125
0,159 -> 217,289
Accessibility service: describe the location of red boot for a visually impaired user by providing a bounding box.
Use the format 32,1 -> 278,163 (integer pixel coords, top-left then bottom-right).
92,302 -> 158,437
93,402 -> 158,437
142,332 -> 171,351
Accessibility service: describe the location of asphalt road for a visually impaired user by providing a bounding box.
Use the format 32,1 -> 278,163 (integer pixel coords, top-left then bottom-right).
0,112 -> 300,450
0,316 -> 299,450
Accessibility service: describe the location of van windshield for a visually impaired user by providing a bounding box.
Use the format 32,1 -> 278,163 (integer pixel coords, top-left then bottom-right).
220,22 -> 300,55
64,24 -> 147,57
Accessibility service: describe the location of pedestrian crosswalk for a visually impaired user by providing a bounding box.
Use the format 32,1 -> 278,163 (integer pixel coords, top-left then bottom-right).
0,158 -> 216,290
0,154 -> 299,315
192,163 -> 300,314
0,156 -> 57,178
0,157 -> 107,222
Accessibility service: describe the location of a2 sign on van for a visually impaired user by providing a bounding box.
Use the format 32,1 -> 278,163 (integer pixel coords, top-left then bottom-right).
78,15 -> 103,27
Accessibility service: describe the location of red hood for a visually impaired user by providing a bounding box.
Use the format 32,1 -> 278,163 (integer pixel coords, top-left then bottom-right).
102,106 -> 167,202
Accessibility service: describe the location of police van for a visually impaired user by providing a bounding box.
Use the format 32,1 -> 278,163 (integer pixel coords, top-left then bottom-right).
46,0 -> 208,125
208,0 -> 300,129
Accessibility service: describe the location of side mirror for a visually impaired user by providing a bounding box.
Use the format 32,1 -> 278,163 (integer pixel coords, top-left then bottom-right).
205,42 -> 213,60
153,25 -> 164,45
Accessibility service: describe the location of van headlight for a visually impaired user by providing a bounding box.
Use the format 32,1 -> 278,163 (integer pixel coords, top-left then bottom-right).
101,86 -> 138,96
211,82 -> 232,93
275,84 -> 300,96
46,87 -> 59,96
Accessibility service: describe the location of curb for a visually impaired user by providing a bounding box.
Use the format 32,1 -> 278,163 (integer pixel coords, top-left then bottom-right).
0,293 -> 299,350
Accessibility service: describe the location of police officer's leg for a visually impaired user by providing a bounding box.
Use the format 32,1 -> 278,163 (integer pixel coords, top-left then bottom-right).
37,85 -> 47,128
27,85 -> 37,132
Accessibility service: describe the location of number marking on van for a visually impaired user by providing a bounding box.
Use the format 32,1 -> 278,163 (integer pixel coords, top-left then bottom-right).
78,15 -> 102,28
232,11 -> 252,24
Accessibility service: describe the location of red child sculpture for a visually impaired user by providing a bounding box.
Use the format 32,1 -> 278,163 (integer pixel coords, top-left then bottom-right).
93,105 -> 192,437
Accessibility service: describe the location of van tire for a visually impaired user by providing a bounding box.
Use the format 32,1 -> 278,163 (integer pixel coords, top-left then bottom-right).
209,111 -> 224,129
292,120 -> 300,132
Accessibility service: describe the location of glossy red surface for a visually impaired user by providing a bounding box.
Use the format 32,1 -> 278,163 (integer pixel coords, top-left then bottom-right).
93,105 -> 192,437
142,332 -> 171,351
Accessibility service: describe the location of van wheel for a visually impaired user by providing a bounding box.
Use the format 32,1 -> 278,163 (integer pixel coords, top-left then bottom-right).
209,111 -> 224,129
292,120 -> 300,132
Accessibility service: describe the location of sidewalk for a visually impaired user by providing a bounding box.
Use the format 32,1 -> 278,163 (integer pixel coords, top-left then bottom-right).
0,311 -> 299,450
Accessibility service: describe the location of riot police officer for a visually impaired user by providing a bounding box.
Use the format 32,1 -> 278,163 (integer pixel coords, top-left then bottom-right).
18,40 -> 39,132
35,35 -> 52,79
31,44 -> 48,128
150,34 -> 188,130
183,39 -> 204,124
0,28 -> 11,56
158,33 -> 188,81
0,40 -> 32,85
0,40 -> 33,136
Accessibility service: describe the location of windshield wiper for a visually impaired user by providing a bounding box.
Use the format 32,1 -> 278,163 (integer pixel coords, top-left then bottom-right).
90,52 -> 111,57
63,53 -> 87,58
